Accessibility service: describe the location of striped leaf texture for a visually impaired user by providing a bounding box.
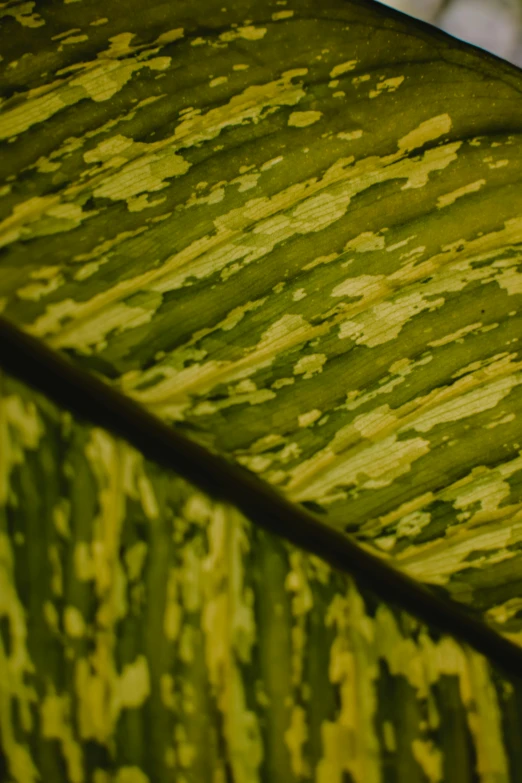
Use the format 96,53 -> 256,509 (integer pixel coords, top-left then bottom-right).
2,368 -> 522,782
2,0 -> 522,779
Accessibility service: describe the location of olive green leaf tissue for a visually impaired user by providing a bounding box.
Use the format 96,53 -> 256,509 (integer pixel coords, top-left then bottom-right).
2,0 -> 522,780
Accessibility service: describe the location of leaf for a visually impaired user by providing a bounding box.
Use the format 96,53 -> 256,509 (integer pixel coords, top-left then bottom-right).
3,368 -> 522,782
2,0 -> 522,779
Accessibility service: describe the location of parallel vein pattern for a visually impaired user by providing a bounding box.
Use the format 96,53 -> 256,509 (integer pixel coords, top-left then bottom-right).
2,3 -> 522,770
2,370 -> 522,782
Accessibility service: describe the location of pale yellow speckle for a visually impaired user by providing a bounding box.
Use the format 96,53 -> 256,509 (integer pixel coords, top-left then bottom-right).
233,63 -> 250,70
288,110 -> 322,128
272,10 -> 294,19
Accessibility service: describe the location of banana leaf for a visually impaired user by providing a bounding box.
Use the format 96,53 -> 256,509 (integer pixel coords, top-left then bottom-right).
2,0 -> 522,779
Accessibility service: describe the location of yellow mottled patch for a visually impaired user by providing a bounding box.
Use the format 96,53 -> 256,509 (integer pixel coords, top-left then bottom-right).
402,143 -> 461,189
73,542 -> 94,582
210,76 -> 228,88
399,114 -> 452,152
487,158 -> 509,169
398,520 -> 522,584
1,1 -> 44,27
115,769 -> 150,783
60,34 -> 89,45
201,506 -> 262,781
124,542 -> 148,581
410,375 -> 521,433
428,322 -> 482,347
17,272 -> 64,301
41,693 -> 84,783
316,588 -> 380,783
437,179 -> 486,208
298,409 -> 322,427
288,110 -> 323,128
64,606 -> 86,638
117,656 -> 150,709
289,434 -> 430,501
220,25 -> 267,41
285,705 -> 309,777
303,253 -> 338,271
369,75 -> 404,98
351,405 -> 398,440
396,510 -> 431,539
272,9 -> 294,19
0,56 -> 171,140
337,129 -> 363,141
163,570 -> 181,642
330,60 -> 358,78
339,291 -> 444,347
293,353 -> 326,378
156,28 -> 184,45
346,231 -> 386,253
93,148 -> 190,202
412,739 -> 443,781
331,274 -> 386,300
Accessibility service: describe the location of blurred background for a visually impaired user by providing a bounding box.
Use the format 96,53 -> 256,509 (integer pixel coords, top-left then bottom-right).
378,0 -> 522,65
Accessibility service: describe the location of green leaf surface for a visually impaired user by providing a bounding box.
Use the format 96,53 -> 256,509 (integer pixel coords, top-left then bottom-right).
2,0 -> 522,779
3,0 -> 522,640
2,368 -> 522,783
